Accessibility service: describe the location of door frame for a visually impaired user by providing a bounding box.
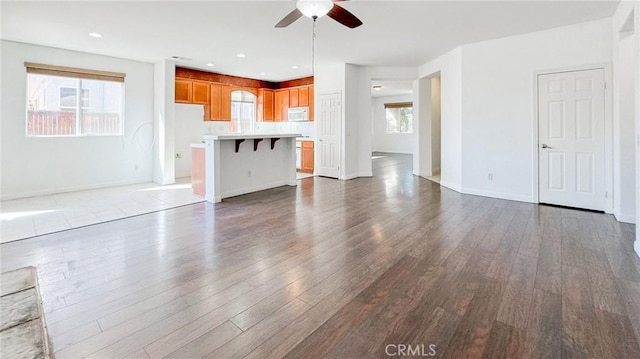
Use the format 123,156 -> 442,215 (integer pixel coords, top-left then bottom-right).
531,63 -> 613,213
316,91 -> 343,179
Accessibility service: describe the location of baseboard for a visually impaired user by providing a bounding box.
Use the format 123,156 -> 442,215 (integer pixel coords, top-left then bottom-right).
358,172 -> 373,177
220,180 -> 291,199
372,150 -> 413,155
341,173 -> 359,180
613,211 -> 636,224
439,180 -> 462,193
461,187 -> 534,204
1,177 -> 153,201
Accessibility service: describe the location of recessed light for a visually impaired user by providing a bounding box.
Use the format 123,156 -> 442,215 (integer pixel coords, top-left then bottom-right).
206,63 -> 215,67
237,53 -> 246,58
373,85 -> 382,91
171,56 -> 192,61
89,32 -> 103,38
260,72 -> 266,76
291,65 -> 299,69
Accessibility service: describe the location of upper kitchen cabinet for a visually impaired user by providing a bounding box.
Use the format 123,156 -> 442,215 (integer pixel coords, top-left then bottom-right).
308,86 -> 314,121
298,86 -> 309,107
257,89 -> 275,122
210,83 -> 232,121
191,80 -> 210,105
175,78 -> 192,103
289,88 -> 299,108
274,89 -> 289,122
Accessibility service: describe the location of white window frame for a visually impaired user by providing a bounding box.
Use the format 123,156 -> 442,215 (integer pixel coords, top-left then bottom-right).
384,103 -> 413,134
59,85 -> 91,110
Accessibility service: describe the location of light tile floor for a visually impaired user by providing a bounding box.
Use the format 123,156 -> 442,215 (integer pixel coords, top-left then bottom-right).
0,178 -> 204,244
425,173 -> 441,184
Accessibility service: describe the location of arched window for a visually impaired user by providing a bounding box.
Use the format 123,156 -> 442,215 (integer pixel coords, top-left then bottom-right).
231,90 -> 256,133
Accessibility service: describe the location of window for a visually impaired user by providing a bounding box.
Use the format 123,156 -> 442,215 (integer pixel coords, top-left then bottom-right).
231,90 -> 256,133
385,102 -> 413,134
25,62 -> 125,137
59,87 -> 90,110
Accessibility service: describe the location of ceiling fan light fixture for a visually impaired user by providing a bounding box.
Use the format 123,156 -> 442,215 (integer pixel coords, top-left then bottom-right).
296,0 -> 333,19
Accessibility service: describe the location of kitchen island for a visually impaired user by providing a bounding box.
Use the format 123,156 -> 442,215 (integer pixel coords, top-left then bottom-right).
201,133 -> 300,203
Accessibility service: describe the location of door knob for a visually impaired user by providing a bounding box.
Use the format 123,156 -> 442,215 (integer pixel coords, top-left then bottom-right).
540,144 -> 554,149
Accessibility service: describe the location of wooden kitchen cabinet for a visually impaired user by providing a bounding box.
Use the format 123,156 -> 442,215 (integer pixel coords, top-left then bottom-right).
192,80 -> 210,105
274,89 -> 289,122
301,141 -> 314,173
210,83 -> 232,121
257,89 -> 275,122
175,79 -> 192,103
298,86 -> 309,107
289,88 -> 299,108
308,86 -> 314,121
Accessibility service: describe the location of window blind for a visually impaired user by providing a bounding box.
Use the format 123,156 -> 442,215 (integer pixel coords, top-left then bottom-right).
25,62 -> 125,83
384,102 -> 412,109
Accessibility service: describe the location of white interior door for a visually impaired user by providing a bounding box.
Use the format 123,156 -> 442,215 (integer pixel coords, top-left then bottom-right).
317,92 -> 341,178
538,68 -> 605,211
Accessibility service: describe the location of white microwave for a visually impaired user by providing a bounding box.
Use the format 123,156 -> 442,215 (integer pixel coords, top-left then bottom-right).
288,107 -> 309,122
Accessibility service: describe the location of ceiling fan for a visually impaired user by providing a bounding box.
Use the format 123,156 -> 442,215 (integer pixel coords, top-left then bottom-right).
275,0 -> 363,29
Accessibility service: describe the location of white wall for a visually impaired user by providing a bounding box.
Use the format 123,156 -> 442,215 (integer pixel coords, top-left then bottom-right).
153,59 -> 175,185
611,1 -> 640,254
344,64 -> 360,179
459,18 -> 612,203
417,47 -> 463,192
614,34 -> 637,223
1,40 -> 154,200
371,95 -> 414,154
613,2 -> 638,226
431,77 -> 442,173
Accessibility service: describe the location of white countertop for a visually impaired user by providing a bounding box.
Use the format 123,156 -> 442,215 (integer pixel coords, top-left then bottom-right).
204,133 -> 302,140
190,143 -> 206,148
296,137 -> 315,142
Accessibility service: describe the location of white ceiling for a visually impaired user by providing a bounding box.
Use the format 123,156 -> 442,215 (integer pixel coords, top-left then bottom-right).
1,1 -> 619,82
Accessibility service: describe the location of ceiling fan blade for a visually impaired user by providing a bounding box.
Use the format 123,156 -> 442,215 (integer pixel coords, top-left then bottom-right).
275,8 -> 303,28
327,4 -> 363,29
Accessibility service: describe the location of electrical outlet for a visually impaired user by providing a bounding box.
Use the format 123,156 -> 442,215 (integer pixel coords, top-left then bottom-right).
488,173 -> 493,181
175,153 -> 182,159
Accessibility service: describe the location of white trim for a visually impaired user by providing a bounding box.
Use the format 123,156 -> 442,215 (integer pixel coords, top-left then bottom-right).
439,180 -> 461,193
461,187 -> 534,204
373,149 -> 414,155
531,63 -> 614,214
613,212 -> 636,224
220,180 -> 294,200
340,173 -> 359,180
634,241 -> 640,258
1,178 -> 153,201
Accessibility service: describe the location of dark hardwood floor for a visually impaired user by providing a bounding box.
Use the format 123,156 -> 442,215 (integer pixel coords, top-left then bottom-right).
1,153 -> 639,358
